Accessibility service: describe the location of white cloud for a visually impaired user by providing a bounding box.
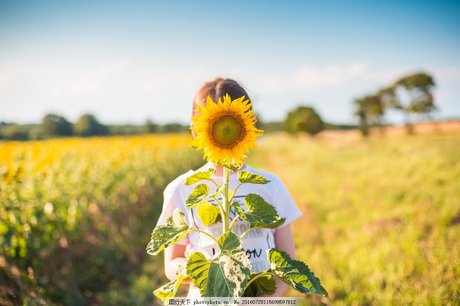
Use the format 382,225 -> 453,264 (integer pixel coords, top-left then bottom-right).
236,62 -> 410,96
139,67 -> 213,93
294,62 -> 369,89
63,60 -> 132,96
1,58 -> 459,123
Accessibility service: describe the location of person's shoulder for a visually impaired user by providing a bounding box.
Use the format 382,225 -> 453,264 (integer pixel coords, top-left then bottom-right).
164,163 -> 209,195
163,169 -> 194,195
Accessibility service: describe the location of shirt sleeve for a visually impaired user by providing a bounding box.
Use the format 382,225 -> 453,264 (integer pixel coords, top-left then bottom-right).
273,178 -> 302,227
155,181 -> 190,246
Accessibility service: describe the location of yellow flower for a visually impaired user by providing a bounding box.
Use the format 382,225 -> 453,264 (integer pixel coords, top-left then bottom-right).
191,94 -> 263,167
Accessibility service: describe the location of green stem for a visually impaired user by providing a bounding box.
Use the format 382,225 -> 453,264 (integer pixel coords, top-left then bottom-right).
229,215 -> 240,231
211,195 -> 224,214
206,178 -> 219,188
222,166 -> 230,232
230,182 -> 243,203
245,272 -> 272,288
190,229 -> 219,245
241,226 -> 262,240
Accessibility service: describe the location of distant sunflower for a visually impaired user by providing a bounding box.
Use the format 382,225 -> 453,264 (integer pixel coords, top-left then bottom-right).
191,94 -> 263,167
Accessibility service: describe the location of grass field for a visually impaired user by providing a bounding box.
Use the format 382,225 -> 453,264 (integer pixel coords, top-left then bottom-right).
248,132 -> 460,305
1,131 -> 459,305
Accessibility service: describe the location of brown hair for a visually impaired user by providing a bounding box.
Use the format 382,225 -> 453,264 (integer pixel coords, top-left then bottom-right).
192,77 -> 252,118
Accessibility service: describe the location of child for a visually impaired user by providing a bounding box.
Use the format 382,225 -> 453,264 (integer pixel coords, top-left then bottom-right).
156,78 -> 302,297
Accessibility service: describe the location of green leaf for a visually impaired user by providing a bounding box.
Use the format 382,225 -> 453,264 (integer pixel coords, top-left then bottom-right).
205,248 -> 252,297
146,209 -> 190,256
185,184 -> 210,207
153,274 -> 187,301
186,252 -> 211,296
217,231 -> 241,251
268,249 -> 328,297
238,171 -> 271,184
197,202 -> 221,226
185,168 -> 216,185
243,273 -> 276,297
235,194 -> 285,228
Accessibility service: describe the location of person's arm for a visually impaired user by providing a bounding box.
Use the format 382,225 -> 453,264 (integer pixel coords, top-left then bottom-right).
263,224 -> 296,297
164,244 -> 191,284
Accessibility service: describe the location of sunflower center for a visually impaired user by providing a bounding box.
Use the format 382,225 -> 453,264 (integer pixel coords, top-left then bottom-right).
211,115 -> 245,148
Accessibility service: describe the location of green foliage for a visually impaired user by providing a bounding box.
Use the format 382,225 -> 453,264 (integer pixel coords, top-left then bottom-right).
186,252 -> 211,296
238,171 -> 271,184
163,123 -> 188,133
353,95 -> 385,137
148,165 -> 325,302
0,123 -> 36,140
142,119 -> 160,133
355,72 -> 437,135
41,113 -> 73,137
394,72 -> 436,115
153,274 -> 188,300
284,106 -> 325,136
185,168 -> 216,185
0,117 -> 193,140
185,184 -> 210,207
217,232 -> 240,250
74,114 -> 107,136
377,86 -> 399,109
235,194 -> 286,229
146,210 -> 191,256
243,274 -> 276,297
0,135 -> 202,305
268,249 -> 328,296
205,248 -> 252,297
197,202 -> 221,226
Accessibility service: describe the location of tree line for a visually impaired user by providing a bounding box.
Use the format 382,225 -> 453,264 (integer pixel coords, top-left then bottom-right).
0,71 -> 438,140
282,71 -> 438,137
0,114 -> 190,140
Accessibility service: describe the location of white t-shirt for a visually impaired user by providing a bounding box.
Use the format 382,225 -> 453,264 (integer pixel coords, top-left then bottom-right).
156,162 -> 302,297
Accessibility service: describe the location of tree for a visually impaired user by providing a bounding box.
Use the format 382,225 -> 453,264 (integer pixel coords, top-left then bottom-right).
142,119 -> 159,133
284,106 -> 324,136
73,114 -> 107,137
353,98 -> 370,137
377,86 -> 399,109
391,72 -> 436,133
41,113 -> 73,137
353,95 -> 385,136
162,123 -> 187,133
0,124 -> 29,140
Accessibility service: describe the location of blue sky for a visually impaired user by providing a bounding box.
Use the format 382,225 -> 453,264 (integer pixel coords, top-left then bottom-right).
1,0 -> 459,124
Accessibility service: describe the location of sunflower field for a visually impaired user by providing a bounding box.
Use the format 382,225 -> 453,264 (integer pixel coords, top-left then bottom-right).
0,135 -> 202,305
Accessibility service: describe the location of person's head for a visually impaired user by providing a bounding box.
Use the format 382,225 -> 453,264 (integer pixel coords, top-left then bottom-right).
192,77 -> 252,115
191,77 -> 263,169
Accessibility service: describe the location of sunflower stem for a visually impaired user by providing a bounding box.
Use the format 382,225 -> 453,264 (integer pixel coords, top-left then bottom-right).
241,226 -> 262,240
229,215 -> 240,231
230,182 -> 243,203
190,229 -> 220,245
211,195 -> 224,215
222,166 -> 230,232
245,272 -> 272,288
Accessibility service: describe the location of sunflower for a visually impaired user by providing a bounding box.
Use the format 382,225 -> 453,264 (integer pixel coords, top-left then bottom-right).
191,94 -> 263,167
